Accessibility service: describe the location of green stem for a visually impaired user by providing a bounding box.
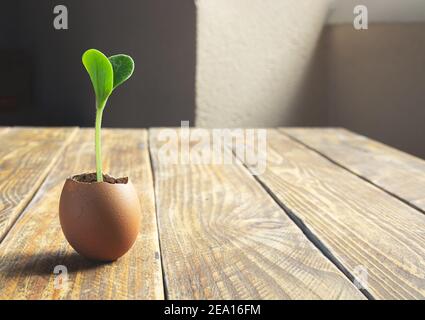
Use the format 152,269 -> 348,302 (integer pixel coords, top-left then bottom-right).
95,102 -> 105,182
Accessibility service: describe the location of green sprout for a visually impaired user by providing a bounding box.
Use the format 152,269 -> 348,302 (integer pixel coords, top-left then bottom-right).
82,49 -> 135,182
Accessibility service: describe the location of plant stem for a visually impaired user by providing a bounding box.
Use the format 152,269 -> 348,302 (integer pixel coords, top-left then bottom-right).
95,102 -> 105,182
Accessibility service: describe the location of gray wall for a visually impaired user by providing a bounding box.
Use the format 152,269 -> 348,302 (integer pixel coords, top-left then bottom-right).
325,23 -> 425,159
193,0 -> 425,159
0,0 -> 195,127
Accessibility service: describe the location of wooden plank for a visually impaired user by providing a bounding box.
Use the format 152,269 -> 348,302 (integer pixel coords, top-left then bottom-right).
0,129 -> 163,299
237,129 -> 425,299
149,128 -> 364,299
0,127 -> 77,242
282,128 -> 425,212
0,127 -> 11,135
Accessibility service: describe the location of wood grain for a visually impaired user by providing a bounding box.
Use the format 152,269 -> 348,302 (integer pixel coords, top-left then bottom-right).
0,127 -> 77,242
237,129 -> 425,299
282,128 -> 425,212
0,129 -> 163,299
149,128 -> 364,299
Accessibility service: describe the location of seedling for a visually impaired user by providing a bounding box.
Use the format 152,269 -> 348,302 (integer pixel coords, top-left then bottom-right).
82,49 -> 135,182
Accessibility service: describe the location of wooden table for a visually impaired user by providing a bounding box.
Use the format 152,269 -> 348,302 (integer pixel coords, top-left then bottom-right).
0,127 -> 424,300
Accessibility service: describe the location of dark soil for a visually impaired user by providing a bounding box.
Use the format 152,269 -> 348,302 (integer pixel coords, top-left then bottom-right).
71,172 -> 128,184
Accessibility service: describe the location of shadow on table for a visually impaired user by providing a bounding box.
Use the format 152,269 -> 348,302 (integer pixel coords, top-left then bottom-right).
0,251 -> 111,277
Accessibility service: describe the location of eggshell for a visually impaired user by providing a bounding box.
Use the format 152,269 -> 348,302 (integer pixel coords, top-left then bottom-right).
59,173 -> 141,261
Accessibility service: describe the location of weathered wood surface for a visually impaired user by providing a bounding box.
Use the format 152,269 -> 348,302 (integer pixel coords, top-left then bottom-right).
1,126 -> 424,300
149,128 -> 364,299
0,129 -> 163,299
282,128 -> 425,212
0,127 -> 77,242
236,130 -> 425,299
0,127 -> 10,134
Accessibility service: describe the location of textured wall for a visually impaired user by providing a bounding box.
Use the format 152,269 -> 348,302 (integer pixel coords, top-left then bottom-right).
195,0 -> 331,127
194,0 -> 425,159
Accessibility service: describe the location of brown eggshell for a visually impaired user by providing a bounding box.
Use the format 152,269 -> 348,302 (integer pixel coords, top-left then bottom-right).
59,173 -> 141,262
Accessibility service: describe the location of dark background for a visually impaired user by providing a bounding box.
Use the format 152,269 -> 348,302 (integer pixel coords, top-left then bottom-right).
0,0 -> 195,127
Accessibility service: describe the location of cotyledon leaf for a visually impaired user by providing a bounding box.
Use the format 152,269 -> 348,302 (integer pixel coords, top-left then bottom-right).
109,54 -> 135,89
82,49 -> 113,109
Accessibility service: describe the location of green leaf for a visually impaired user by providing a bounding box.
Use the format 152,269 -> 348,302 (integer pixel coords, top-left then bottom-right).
108,54 -> 135,89
82,49 -> 113,109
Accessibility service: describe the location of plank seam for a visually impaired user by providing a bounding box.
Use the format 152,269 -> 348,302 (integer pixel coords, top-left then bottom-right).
229,143 -> 373,300
249,175 -> 374,299
0,127 -> 80,245
280,129 -> 425,216
147,129 -> 169,300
